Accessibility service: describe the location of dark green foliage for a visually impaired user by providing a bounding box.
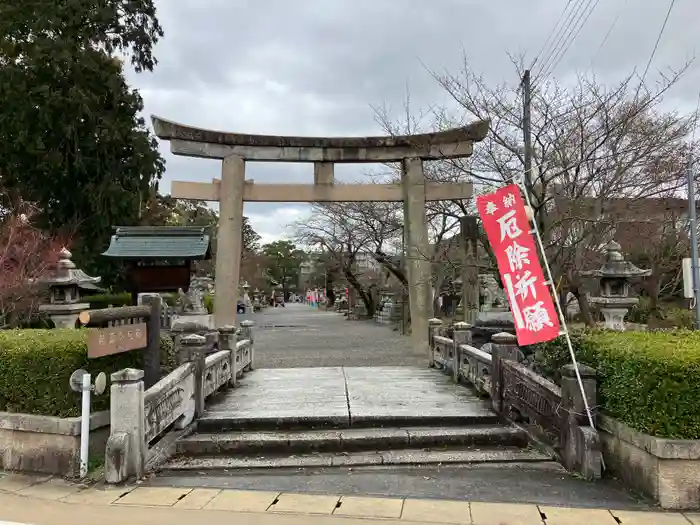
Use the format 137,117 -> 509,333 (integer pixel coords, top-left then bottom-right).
0,329 -> 175,417
534,330 -> 700,439
203,294 -> 214,314
87,293 -> 133,309
262,241 -> 305,294
0,0 -> 165,284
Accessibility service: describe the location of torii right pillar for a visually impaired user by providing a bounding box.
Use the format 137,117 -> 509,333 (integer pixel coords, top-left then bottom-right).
402,158 -> 432,362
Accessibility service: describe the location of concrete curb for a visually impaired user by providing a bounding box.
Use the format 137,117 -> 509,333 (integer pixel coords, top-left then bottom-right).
0,473 -> 696,524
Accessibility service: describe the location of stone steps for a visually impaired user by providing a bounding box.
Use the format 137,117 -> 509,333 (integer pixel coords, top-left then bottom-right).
162,446 -> 556,471
196,411 -> 500,432
176,425 -> 529,456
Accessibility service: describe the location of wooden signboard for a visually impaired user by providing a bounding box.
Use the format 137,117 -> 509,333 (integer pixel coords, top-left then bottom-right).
87,323 -> 148,358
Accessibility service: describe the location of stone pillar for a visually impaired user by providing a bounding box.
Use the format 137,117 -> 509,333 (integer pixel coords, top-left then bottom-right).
560,363 -> 602,480
215,154 -> 246,328
240,320 -> 255,370
452,322 -> 472,383
105,368 -> 145,483
489,332 -> 519,414
428,318 -> 443,368
491,332 -> 522,361
460,216 -> 479,325
218,325 -> 238,387
402,157 -> 431,364
182,334 -> 207,418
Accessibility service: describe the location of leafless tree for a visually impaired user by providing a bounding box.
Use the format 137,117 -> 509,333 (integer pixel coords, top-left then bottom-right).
0,198 -> 65,328
423,57 -> 698,324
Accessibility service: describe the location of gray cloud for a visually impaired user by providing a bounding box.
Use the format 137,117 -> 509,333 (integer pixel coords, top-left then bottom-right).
126,0 -> 700,243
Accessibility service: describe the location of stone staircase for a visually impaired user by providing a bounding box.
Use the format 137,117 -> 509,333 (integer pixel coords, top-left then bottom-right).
158,367 -> 556,473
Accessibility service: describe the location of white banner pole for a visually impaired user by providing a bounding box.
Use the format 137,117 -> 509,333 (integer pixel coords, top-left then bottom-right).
515,177 -> 596,431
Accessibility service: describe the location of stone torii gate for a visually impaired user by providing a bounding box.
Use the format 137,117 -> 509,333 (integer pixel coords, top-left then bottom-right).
151,116 -> 488,360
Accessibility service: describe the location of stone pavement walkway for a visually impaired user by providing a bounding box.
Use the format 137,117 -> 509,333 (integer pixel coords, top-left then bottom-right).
0,473 -> 695,524
202,366 -> 495,428
244,303 -> 424,368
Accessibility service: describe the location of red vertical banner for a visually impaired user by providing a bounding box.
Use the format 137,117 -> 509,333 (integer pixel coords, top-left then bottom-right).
476,184 -> 560,345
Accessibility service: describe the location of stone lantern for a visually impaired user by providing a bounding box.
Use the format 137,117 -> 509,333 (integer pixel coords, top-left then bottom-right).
39,247 -> 102,328
581,240 -> 651,331
240,281 -> 251,307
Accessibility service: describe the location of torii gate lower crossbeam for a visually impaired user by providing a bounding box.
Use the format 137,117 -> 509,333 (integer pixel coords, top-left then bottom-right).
152,116 -> 489,364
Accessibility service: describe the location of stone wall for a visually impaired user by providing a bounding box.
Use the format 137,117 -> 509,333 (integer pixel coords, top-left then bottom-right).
0,411 -> 110,476
599,415 -> 700,510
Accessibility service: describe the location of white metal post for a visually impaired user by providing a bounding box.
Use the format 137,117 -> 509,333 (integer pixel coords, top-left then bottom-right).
516,178 -> 596,431
80,373 -> 91,478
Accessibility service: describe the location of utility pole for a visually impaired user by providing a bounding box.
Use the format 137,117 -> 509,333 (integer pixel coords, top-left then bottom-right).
688,159 -> 700,328
521,70 -> 534,197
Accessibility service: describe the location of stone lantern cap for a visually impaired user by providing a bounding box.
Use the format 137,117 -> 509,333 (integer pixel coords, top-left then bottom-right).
580,241 -> 651,279
40,247 -> 102,288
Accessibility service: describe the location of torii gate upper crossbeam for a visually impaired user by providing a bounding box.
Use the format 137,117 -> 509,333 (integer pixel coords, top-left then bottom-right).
151,115 -> 489,365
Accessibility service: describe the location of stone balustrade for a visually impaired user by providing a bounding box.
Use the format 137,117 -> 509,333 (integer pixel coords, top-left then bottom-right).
104,321 -> 255,483
428,319 -> 601,480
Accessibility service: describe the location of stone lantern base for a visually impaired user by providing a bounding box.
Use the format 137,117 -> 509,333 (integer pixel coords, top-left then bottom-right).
600,308 -> 629,331
39,303 -> 90,329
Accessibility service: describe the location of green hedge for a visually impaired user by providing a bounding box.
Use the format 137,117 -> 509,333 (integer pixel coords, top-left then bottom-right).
534,330 -> 700,439
87,293 -> 132,309
0,329 -> 176,417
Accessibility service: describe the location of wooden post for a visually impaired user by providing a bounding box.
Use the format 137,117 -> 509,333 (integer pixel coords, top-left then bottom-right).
141,294 -> 161,389
460,216 -> 479,325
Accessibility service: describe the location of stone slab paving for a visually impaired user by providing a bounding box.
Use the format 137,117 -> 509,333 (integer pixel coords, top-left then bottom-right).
201,366 -> 496,429
245,303 -> 425,368
0,475 -> 695,524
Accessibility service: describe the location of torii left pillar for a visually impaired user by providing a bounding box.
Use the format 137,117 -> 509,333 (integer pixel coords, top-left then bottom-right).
402,158 -> 432,362
216,155 -> 246,328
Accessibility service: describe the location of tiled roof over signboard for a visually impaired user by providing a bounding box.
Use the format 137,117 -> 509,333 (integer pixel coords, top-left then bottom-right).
102,226 -> 212,260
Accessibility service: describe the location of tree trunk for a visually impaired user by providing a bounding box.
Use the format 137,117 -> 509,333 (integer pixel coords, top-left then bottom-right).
326,281 -> 336,307
571,286 -> 595,327
373,252 -> 408,286
344,268 -> 375,316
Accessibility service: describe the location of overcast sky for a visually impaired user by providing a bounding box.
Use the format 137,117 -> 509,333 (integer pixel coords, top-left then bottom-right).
125,0 -> 700,245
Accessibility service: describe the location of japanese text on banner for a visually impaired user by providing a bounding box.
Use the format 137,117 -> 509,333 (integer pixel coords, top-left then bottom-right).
476,184 -> 560,345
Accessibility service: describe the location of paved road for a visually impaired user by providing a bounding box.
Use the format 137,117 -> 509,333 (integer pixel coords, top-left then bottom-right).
243,304 -> 425,369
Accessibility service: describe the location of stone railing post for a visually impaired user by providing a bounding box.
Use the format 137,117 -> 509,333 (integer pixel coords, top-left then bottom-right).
105,368 -> 145,484
428,318 -> 443,368
182,334 -> 207,418
218,325 -> 238,387
560,363 -> 602,480
452,322 -> 471,383
489,332 -> 518,414
240,319 -> 255,370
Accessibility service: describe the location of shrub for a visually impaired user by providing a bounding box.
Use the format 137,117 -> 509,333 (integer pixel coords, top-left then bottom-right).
161,293 -> 178,307
626,296 -> 653,324
534,329 -> 700,439
204,294 -> 214,314
661,308 -> 695,330
87,292 -> 132,309
0,329 -> 175,417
